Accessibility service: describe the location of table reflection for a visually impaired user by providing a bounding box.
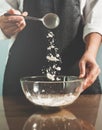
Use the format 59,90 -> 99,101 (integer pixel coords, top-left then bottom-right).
23,109 -> 95,130
2,94 -> 102,130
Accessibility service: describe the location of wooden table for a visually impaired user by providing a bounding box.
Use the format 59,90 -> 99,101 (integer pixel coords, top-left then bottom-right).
0,94 -> 102,130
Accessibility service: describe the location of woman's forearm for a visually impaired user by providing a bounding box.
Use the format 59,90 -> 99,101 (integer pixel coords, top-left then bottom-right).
84,32 -> 102,58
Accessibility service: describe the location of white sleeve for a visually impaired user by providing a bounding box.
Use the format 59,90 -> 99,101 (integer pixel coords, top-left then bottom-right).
0,0 -> 18,40
0,29 -> 8,40
83,0 -> 102,40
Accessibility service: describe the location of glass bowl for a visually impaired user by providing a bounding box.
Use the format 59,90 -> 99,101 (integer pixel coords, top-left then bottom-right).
20,76 -> 84,107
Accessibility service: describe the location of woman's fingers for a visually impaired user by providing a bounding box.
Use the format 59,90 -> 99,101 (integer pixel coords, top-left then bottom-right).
79,61 -> 86,78
0,9 -> 27,37
2,19 -> 26,36
79,54 -> 101,91
7,8 -> 21,15
83,64 -> 101,89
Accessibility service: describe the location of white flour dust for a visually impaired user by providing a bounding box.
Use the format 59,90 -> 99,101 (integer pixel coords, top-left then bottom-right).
25,91 -> 78,107
42,31 -> 62,81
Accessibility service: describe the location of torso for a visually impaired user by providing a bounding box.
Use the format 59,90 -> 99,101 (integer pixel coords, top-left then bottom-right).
3,0 -> 101,95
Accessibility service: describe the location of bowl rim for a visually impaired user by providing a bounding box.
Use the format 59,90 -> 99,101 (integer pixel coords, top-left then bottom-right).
20,75 -> 84,83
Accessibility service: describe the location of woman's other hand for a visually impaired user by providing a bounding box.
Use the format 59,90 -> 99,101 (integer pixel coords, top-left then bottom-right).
0,9 -> 27,38
79,51 -> 101,90
79,32 -> 102,91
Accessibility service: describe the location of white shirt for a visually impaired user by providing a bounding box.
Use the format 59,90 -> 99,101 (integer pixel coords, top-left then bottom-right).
0,0 -> 102,42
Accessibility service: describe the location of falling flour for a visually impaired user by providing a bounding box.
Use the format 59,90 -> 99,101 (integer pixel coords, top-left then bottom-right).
42,31 -> 62,81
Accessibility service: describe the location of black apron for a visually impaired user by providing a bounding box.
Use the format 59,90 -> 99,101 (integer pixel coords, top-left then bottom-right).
3,0 -> 101,95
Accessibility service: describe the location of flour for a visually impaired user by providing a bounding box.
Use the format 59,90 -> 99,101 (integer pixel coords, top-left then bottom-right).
25,91 -> 78,107
42,31 -> 62,81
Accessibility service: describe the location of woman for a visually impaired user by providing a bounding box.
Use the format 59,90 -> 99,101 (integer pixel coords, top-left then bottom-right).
0,0 -> 102,95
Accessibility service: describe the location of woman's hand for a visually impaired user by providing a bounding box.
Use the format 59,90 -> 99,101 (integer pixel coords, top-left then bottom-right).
79,32 -> 102,91
79,51 -> 101,90
0,9 -> 27,38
